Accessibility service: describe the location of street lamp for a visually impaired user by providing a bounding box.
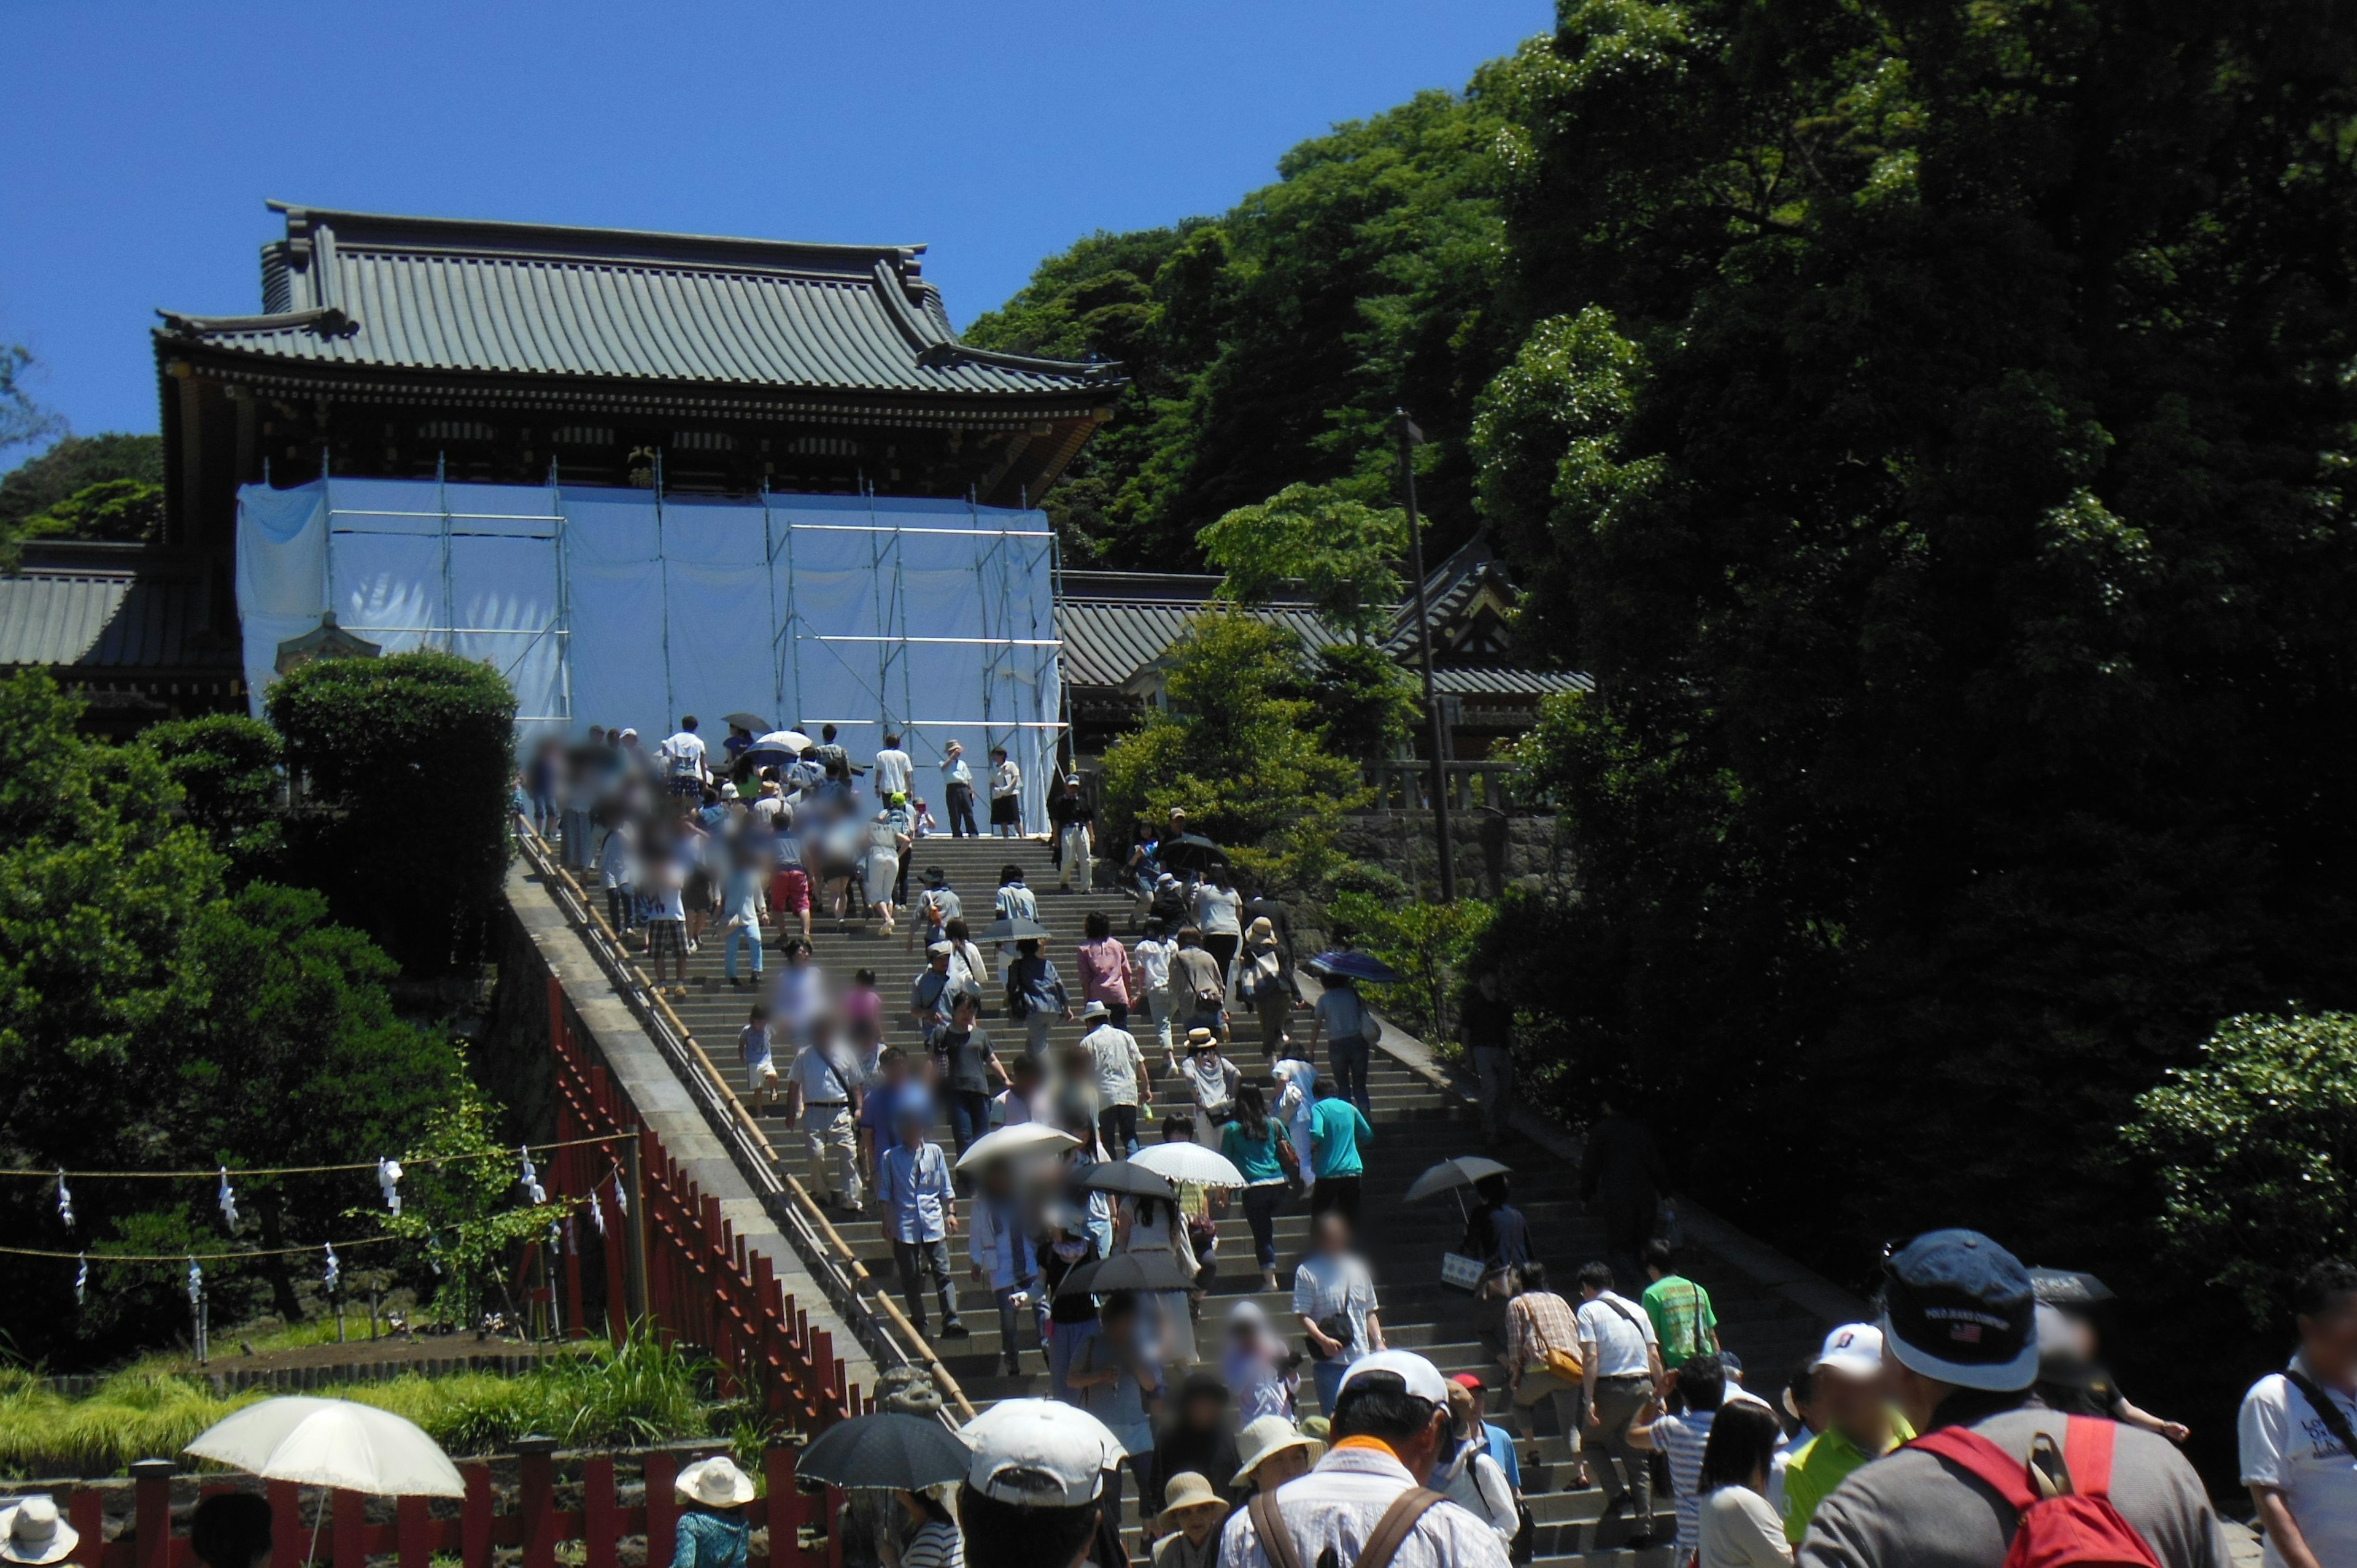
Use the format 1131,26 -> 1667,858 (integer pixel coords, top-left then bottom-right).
1395,409 -> 1455,902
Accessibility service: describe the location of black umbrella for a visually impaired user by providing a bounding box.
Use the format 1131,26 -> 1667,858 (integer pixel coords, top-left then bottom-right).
1054,1251 -> 1199,1298
1077,1161 -> 1178,1200
977,916 -> 1053,942
1156,834 -> 1228,873
1309,949 -> 1403,984
795,1411 -> 971,1492
2028,1267 -> 2116,1306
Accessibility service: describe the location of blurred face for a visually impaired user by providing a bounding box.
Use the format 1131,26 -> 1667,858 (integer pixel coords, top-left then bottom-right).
1251,1446 -> 1312,1491
1447,1386 -> 1478,1433
1314,1215 -> 1350,1257
2299,1290 -> 2357,1380
1819,1364 -> 1889,1446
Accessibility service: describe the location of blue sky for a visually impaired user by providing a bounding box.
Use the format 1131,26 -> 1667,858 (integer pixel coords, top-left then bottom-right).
0,1 -> 1547,447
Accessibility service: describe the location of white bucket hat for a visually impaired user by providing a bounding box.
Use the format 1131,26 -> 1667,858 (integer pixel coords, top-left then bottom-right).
0,1498 -> 78,1566
675,1455 -> 756,1507
1229,1416 -> 1322,1488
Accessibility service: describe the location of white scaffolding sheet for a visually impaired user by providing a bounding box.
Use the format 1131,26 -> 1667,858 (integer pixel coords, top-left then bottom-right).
236,477 -> 1063,825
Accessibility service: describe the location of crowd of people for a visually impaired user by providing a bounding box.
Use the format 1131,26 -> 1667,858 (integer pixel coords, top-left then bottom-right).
516,720 -> 2357,1568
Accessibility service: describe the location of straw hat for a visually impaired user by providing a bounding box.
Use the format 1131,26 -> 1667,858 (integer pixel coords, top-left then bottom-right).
0,1498 -> 77,1566
1245,916 -> 1276,948
1228,1416 -> 1323,1489
676,1455 -> 756,1508
1153,1472 -> 1226,1534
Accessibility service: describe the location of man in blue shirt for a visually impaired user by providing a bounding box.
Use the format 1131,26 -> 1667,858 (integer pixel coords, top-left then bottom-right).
876,1102 -> 966,1336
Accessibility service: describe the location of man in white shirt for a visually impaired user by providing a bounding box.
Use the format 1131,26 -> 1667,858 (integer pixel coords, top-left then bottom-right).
1220,1350 -> 1512,1568
941,739 -> 979,838
989,746 -> 1022,837
1078,999 -> 1149,1157
659,715 -> 708,798
2243,1258 -> 2357,1568
1293,1211 -> 1385,1416
1575,1261 -> 1664,1549
785,1031 -> 864,1215
873,732 -> 914,799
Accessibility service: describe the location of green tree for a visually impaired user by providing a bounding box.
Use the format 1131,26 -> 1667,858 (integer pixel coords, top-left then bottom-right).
0,431 -> 161,528
0,671 -> 469,1364
373,1076 -> 570,1329
2124,1014 -> 2357,1328
20,479 -> 166,544
0,348 -> 63,465
1325,891 -> 1493,1043
1096,612 -> 1366,896
1307,641 -> 1422,762
1200,482 -> 1406,643
145,714 -> 284,868
1467,0 -> 2357,1356
269,652 -> 517,974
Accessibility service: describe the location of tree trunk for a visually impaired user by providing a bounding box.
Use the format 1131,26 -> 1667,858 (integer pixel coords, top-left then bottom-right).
259,1197 -> 305,1321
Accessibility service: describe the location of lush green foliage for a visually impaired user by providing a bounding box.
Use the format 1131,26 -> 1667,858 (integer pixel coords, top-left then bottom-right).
145,715 -> 284,867
1324,891 -> 1492,1044
966,87 -> 1517,566
0,431 -> 160,528
2125,1014 -> 2357,1328
1306,641 -> 1422,762
1201,482 -> 1407,643
1096,613 -> 1366,896
373,1076 -> 573,1327
0,350 -> 64,473
0,1330 -> 713,1478
269,652 -> 517,973
20,479 -> 166,544
0,672 -> 465,1364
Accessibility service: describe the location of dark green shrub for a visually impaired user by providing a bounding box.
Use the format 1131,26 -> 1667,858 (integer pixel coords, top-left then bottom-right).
143,714 -> 282,867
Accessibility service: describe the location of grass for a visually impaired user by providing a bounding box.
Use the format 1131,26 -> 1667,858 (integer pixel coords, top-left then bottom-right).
0,1329 -> 721,1480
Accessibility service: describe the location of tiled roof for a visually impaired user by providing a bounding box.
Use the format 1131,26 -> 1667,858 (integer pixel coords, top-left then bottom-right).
155,204 -> 1122,400
0,554 -> 228,671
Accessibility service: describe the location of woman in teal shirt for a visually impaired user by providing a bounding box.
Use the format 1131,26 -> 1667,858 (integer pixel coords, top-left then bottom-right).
1307,1080 -> 1374,1227
670,1456 -> 753,1568
1220,1084 -> 1291,1292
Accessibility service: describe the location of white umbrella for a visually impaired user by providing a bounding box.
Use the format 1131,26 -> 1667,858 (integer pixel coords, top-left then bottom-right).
1129,1141 -> 1247,1188
954,1122 -> 1078,1172
187,1397 -> 466,1497
1404,1156 -> 1513,1203
746,729 -> 813,760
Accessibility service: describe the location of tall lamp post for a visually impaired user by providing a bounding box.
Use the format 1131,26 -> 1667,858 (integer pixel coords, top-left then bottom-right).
1395,409 -> 1456,902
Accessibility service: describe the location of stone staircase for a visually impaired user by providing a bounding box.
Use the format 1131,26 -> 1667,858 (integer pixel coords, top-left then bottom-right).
658,831 -> 1829,1566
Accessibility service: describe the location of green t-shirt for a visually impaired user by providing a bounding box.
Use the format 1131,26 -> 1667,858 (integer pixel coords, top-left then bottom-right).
1640,1273 -> 1718,1368
1781,1414 -> 1915,1543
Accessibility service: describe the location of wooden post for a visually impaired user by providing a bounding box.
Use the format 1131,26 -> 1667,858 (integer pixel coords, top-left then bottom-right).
517,1435 -> 558,1568
622,1131 -> 649,1321
642,1451 -> 680,1568
331,1489 -> 363,1568
66,1491 -> 102,1568
582,1456 -> 618,1568
461,1464 -> 493,1568
762,1447 -> 799,1567
131,1459 -> 174,1568
395,1497 -> 430,1568
267,1481 -> 303,1568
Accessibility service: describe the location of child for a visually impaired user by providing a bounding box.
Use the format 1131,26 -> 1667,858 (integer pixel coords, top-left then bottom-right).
876,1102 -> 964,1336
740,1005 -> 779,1113
907,797 -> 940,838
1150,1473 -> 1227,1568
842,968 -> 884,1048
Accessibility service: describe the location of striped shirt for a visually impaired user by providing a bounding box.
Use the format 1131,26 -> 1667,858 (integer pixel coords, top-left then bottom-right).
900,1520 -> 963,1568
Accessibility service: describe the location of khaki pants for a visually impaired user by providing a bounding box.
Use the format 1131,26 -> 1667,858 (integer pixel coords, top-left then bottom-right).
1057,825 -> 1092,889
800,1103 -> 862,1211
1589,1373 -> 1654,1525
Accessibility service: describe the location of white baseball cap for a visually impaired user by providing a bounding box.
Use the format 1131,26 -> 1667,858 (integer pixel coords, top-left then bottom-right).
1812,1322 -> 1886,1380
1336,1349 -> 1450,1406
961,1397 -> 1122,1507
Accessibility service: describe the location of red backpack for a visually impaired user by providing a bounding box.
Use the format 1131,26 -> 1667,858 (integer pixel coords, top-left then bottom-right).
1908,1417 -> 2162,1568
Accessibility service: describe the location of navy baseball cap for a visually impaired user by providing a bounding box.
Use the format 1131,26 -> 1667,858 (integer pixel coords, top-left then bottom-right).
1878,1229 -> 2040,1392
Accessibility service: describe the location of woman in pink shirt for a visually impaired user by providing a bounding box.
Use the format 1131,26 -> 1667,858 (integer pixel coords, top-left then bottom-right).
1075,909 -> 1137,1022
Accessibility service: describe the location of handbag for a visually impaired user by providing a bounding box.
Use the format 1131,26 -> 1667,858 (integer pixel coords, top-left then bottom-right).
1441,1252 -> 1487,1292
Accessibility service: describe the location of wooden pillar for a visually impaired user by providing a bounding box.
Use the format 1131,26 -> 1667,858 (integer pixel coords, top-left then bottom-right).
330,1490 -> 363,1568
517,1436 -> 558,1568
642,1452 -> 680,1568
582,1456 -> 618,1568
395,1497 -> 431,1568
461,1464 -> 493,1568
131,1459 -> 174,1568
267,1481 -> 303,1568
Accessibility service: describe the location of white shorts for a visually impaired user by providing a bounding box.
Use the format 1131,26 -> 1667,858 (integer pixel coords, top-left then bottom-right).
745,1057 -> 778,1094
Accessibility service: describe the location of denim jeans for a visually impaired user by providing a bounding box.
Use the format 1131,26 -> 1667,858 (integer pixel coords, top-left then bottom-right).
946,1090 -> 991,1193
1312,1356 -> 1349,1415
605,886 -> 634,932
723,923 -> 762,981
1328,1034 -> 1372,1114
1241,1183 -> 1285,1269
1098,1103 -> 1139,1159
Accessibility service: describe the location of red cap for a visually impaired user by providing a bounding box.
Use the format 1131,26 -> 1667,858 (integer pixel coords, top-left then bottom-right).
1450,1373 -> 1485,1391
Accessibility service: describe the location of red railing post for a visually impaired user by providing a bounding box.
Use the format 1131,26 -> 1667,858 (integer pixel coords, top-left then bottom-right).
581,1456 -> 617,1568
329,1490 -> 363,1568
394,1497 -> 430,1568
66,1490 -> 102,1568
266,1481 -> 302,1568
517,1436 -> 558,1568
762,1446 -> 800,1568
131,1460 -> 173,1568
461,1464 -> 493,1568
643,1452 -> 679,1568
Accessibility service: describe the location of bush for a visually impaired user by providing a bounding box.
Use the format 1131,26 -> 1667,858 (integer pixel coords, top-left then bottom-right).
143,715 -> 283,867
21,479 -> 166,544
269,652 -> 517,973
2124,1012 -> 2357,1327
1325,890 -> 1492,1043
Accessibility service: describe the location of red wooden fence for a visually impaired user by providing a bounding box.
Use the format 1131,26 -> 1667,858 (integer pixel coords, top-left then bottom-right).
542,974 -> 863,1427
58,1443 -> 840,1568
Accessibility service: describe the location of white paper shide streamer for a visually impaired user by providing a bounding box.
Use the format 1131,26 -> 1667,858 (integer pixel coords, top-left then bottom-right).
323,1243 -> 340,1293
377,1156 -> 403,1215
217,1167 -> 239,1232
74,1253 -> 87,1307
185,1256 -> 203,1305
55,1169 -> 73,1230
